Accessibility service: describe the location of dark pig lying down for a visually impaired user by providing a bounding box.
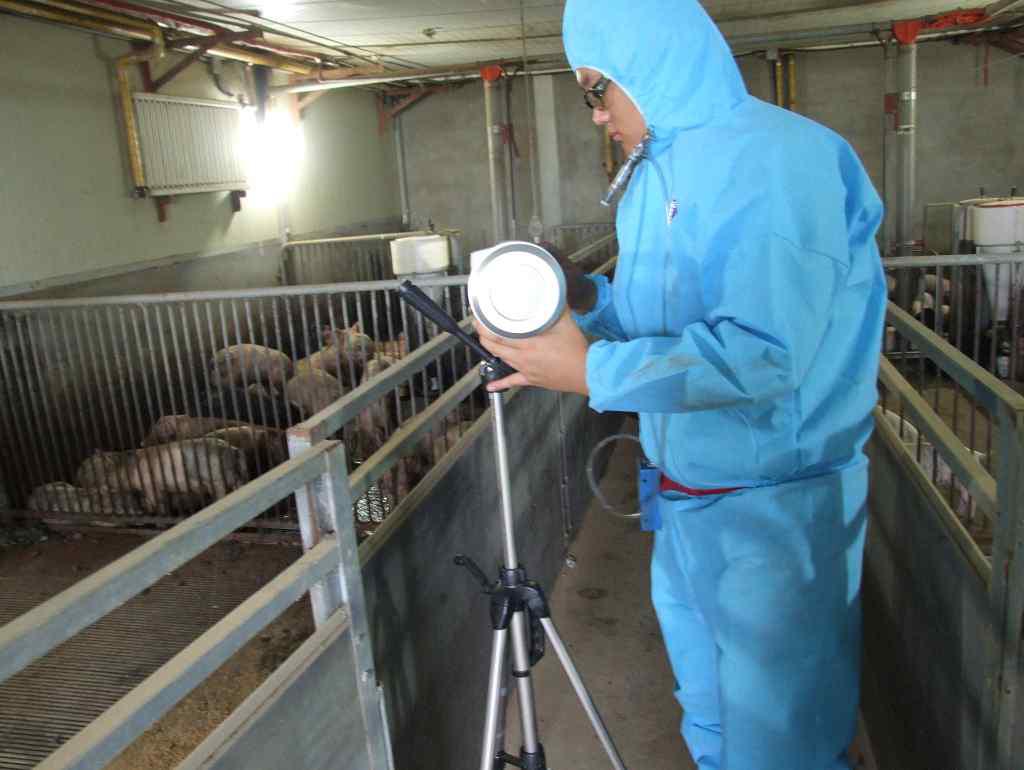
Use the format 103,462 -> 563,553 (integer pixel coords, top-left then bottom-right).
75,438 -> 249,514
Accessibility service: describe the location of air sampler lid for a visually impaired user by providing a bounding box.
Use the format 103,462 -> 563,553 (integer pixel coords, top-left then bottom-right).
468,241 -> 566,339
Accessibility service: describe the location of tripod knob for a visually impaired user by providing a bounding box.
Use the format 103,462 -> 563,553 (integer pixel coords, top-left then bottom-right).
454,553 -> 496,593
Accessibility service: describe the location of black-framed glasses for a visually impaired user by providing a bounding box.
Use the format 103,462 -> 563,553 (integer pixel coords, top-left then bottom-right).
583,76 -> 610,110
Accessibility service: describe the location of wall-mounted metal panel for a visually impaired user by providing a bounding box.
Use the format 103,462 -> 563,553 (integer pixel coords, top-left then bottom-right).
133,93 -> 248,196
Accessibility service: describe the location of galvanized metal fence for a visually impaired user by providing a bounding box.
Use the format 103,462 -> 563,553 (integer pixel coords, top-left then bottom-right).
0,231 -> 621,769
566,232 -> 618,276
884,253 -> 1024,382
0,231 -> 616,539
281,230 -> 464,286
0,440 -> 392,770
879,302 -> 999,561
872,298 -> 1024,768
0,276 -> 476,533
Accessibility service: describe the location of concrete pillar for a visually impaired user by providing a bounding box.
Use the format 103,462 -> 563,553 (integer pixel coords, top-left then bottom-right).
532,75 -> 563,238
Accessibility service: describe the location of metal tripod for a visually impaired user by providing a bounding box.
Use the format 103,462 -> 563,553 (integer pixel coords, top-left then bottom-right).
460,364 -> 627,770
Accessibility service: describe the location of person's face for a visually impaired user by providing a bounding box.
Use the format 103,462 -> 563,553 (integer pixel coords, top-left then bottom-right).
577,67 -> 647,154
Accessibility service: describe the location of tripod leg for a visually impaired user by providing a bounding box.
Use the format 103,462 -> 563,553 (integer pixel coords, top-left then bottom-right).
510,610 -> 542,755
481,629 -> 509,770
540,617 -> 628,770
492,641 -> 511,770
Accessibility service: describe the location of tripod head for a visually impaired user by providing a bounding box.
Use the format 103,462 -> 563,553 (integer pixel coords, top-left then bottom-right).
397,280 -> 516,382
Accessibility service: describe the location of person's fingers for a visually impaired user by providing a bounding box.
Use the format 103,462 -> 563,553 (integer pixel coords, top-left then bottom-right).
486,372 -> 529,392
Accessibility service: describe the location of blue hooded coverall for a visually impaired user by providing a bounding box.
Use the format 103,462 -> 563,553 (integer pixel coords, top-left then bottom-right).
563,2 -> 887,768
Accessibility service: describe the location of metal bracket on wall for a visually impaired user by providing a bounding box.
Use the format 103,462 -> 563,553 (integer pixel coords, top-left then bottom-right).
151,31 -> 259,92
154,196 -> 172,223
376,87 -> 447,135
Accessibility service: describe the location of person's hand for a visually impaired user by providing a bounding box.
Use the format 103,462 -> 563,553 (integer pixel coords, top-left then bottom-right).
474,310 -> 590,394
540,241 -> 597,313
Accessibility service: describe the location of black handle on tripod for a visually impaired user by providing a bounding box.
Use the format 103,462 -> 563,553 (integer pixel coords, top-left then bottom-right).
398,280 -> 516,379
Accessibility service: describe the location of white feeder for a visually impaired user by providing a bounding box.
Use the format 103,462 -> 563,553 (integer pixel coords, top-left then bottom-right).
390,234 -> 451,277
971,199 -> 1024,323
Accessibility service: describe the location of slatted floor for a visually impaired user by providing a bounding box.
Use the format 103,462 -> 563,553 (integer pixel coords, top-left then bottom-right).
0,537 -> 302,769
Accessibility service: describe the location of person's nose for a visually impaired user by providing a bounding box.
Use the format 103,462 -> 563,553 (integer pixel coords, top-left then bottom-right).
591,107 -> 610,126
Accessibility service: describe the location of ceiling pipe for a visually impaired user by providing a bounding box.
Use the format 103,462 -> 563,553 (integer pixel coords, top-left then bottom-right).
72,0 -> 317,73
272,62 -> 572,95
788,21 -> 1023,51
481,65 -> 509,243
897,47 -> 919,261
2,0 -> 317,74
86,0 -> 222,33
729,21 -> 888,50
203,42 -> 313,74
113,21 -> 165,195
368,33 -> 562,49
85,0 -> 332,64
0,0 -> 153,40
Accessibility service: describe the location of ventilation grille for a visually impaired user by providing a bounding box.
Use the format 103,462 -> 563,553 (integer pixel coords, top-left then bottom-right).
133,93 -> 248,195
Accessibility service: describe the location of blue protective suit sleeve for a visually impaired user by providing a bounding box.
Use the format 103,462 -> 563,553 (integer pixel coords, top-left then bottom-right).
571,274 -> 628,342
586,233 -> 844,414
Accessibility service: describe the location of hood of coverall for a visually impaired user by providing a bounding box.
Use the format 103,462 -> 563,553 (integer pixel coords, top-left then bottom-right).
562,0 -> 748,146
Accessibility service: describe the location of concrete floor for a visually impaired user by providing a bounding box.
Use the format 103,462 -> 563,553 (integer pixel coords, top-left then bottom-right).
506,437 -> 695,769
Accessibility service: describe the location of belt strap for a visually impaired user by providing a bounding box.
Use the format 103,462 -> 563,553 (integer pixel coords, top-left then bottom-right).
659,474 -> 744,497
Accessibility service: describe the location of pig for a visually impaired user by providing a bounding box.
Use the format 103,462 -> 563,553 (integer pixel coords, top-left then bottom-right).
430,419 -> 476,463
27,481 -> 144,516
377,333 -> 408,360
205,425 -> 288,469
143,415 -> 248,446
209,344 -> 293,390
322,323 -> 375,357
77,439 -> 248,514
879,409 -> 988,520
284,371 -> 344,419
348,355 -> 398,460
76,450 -> 132,491
199,386 -> 304,428
294,345 -> 368,388
247,382 -> 278,400
295,324 -> 377,388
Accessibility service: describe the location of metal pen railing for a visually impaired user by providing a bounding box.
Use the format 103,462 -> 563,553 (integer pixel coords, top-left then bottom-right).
0,276 -> 473,531
0,440 -> 390,769
0,233 -> 614,540
884,252 -> 1024,382
281,229 -> 463,286
550,222 -> 615,255
877,298 -> 1024,768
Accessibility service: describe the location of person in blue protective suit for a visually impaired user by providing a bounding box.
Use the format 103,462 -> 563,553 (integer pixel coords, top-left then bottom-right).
474,1 -> 888,768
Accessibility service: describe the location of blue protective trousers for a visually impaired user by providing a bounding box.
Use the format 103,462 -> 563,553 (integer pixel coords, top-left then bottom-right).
650,466 -> 868,770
